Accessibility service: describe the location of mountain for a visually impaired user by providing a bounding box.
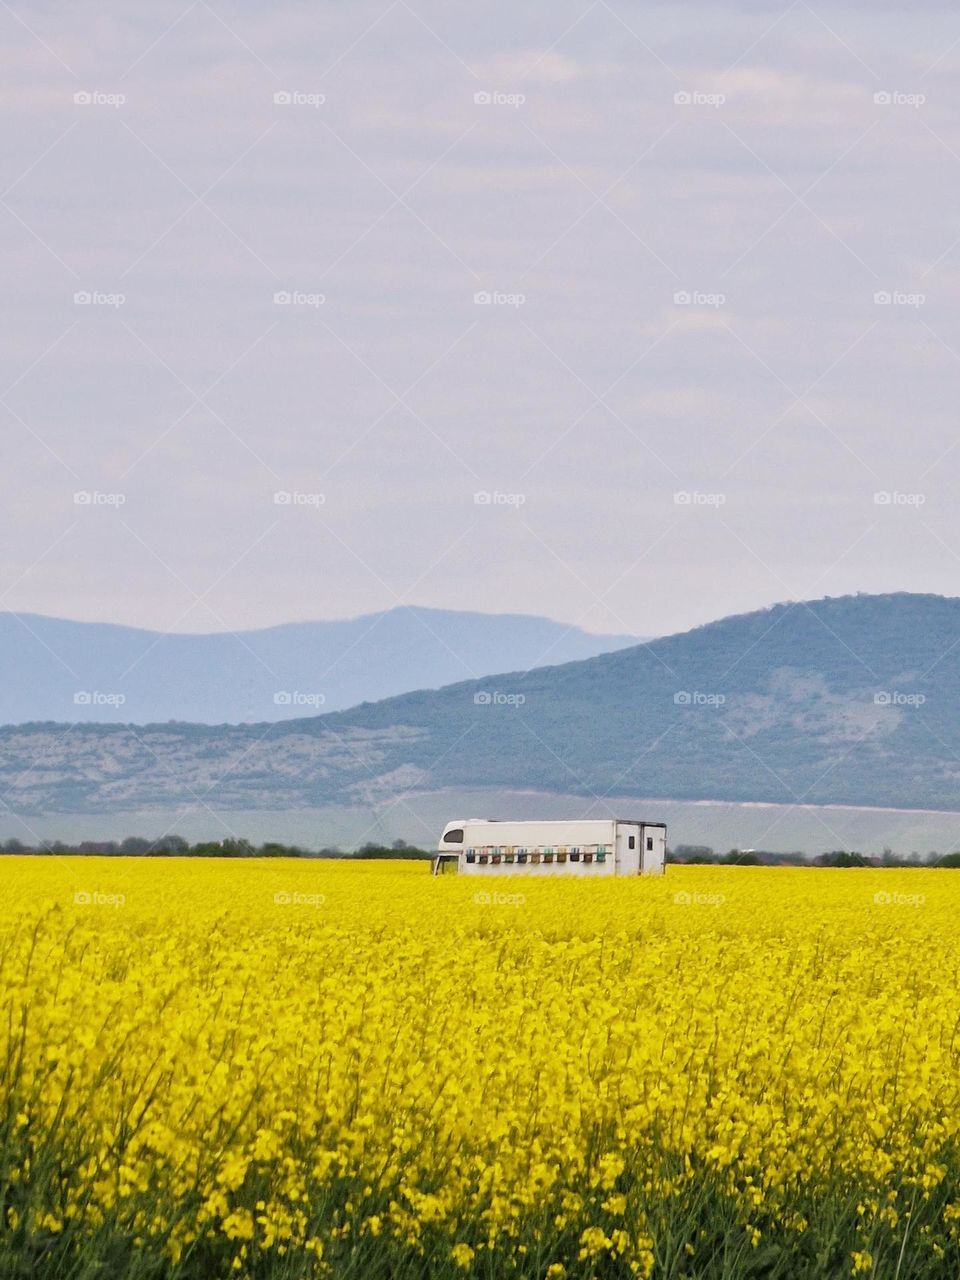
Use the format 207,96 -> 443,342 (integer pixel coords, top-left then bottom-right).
0,608 -> 638,724
4,592 -> 960,816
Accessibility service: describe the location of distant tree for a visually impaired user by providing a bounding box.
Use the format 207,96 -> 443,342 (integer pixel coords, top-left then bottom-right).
672,844 -> 716,864
937,852 -> 960,868
121,837 -> 152,855
354,842 -> 429,860
153,834 -> 190,854
190,838 -> 255,858
190,841 -> 227,858
815,851 -> 872,867
259,842 -> 307,858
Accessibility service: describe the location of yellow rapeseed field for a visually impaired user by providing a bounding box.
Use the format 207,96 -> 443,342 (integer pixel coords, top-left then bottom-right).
1,858 -> 959,1279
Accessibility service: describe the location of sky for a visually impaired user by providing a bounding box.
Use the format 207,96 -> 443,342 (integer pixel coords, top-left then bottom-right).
5,0 -> 960,640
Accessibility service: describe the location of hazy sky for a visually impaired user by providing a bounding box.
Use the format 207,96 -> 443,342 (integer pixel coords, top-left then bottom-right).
5,0 -> 960,639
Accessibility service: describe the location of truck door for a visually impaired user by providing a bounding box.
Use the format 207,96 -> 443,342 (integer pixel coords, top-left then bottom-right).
640,826 -> 665,876
616,824 -> 641,874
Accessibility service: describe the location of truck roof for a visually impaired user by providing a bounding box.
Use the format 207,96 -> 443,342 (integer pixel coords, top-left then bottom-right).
453,818 -> 666,828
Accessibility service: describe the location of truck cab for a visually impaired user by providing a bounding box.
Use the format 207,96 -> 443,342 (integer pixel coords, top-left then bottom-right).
431,820 -> 469,875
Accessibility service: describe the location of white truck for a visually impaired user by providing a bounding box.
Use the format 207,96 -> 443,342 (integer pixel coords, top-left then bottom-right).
432,818 -> 666,877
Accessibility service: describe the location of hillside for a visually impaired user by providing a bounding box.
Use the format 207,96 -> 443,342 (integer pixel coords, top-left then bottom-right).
0,608 -> 636,723
3,592 -> 960,815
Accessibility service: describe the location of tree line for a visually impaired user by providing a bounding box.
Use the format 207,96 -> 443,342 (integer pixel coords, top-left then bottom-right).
2,837 -> 956,865
0,837 -> 430,859
669,844 -> 960,867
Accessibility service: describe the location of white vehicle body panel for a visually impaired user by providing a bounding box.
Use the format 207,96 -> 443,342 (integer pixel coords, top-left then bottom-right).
435,818 -> 666,876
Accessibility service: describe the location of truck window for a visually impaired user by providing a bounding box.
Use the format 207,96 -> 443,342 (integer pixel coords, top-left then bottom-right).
628,836 -> 635,849
444,828 -> 464,843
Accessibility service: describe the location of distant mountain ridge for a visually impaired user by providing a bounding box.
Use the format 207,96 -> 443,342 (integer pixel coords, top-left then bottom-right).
0,608 -> 639,724
4,592 -> 960,816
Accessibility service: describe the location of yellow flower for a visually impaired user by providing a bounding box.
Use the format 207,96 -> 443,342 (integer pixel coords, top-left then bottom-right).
578,1226 -> 612,1259
2,859 -> 960,1273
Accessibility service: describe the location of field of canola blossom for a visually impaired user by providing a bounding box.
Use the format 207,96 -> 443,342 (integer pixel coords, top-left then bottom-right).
1,859 -> 960,1280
